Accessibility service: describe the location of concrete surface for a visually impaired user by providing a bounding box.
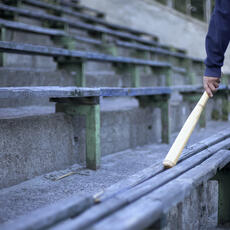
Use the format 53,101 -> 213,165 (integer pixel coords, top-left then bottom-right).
81,0 -> 230,74
0,110 -> 76,189
0,120 -> 228,227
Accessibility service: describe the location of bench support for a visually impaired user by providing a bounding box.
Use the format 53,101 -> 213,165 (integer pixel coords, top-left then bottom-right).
115,64 -> 140,87
211,91 -> 229,121
56,58 -> 86,87
0,27 -> 6,66
220,91 -> 229,121
52,36 -> 76,50
164,67 -> 173,86
54,97 -> 101,170
103,43 -> 118,56
182,93 -> 206,128
212,165 -> 230,226
151,67 -> 172,86
138,94 -> 170,143
130,64 -> 140,87
184,59 -> 196,85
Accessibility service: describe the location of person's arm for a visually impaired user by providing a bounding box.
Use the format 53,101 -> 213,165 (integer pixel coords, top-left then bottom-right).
204,0 -> 230,97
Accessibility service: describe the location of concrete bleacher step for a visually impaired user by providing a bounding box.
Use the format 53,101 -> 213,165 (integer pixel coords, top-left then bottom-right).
0,85 -> 228,187
0,96 -> 162,188
0,67 -> 117,87
1,41 -> 189,88
0,124 -> 229,228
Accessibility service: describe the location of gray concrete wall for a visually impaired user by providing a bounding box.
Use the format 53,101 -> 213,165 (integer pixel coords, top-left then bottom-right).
81,0 -> 230,74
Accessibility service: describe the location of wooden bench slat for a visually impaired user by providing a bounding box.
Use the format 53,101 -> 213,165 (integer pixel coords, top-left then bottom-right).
91,149 -> 230,230
94,128 -> 230,203
0,41 -> 172,67
100,87 -> 171,97
0,18 -> 103,45
116,40 -> 202,62
0,18 -> 66,36
0,3 -> 160,47
0,195 -> 93,230
23,0 -> 158,40
0,86 -> 172,99
0,18 -> 189,59
171,85 -> 228,94
0,86 -> 100,98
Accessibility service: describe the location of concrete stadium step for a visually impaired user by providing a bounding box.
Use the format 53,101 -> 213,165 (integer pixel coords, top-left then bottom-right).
0,67 -> 116,88
0,41 -> 189,88
1,53 -> 187,88
0,123 -> 228,227
0,67 -> 72,87
0,95 -> 163,189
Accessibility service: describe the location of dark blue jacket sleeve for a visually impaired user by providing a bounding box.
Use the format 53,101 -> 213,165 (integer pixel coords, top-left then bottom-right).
205,0 -> 230,78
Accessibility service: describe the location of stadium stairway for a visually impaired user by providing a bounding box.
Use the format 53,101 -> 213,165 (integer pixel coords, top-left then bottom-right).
0,0 -> 230,229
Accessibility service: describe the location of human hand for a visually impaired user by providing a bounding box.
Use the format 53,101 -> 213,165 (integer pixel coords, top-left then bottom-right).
203,76 -> 220,97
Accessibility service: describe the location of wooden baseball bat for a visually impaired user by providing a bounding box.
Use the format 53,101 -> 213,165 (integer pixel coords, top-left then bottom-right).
163,91 -> 209,168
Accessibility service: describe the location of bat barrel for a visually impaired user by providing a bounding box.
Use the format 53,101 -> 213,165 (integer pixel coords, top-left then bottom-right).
163,91 -> 209,168
163,159 -> 175,168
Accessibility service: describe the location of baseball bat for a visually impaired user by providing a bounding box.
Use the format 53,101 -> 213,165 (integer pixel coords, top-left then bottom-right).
163,91 -> 209,168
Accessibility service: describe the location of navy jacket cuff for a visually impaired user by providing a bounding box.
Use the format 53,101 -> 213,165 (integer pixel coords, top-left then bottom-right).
204,66 -> 221,78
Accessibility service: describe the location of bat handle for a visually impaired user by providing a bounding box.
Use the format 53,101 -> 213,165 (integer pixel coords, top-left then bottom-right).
163,91 -> 209,168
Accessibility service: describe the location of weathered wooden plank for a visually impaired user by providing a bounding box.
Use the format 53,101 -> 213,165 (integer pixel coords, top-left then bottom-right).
49,138 -> 230,230
100,87 -> 171,97
0,195 -> 93,230
0,86 -> 212,100
94,129 -> 230,203
114,139 -> 230,203
22,0 -> 158,40
181,129 -> 230,160
172,66 -> 187,73
0,18 -> 102,45
90,150 -> 230,230
172,84 -> 228,94
88,199 -> 163,230
116,40 -> 202,62
90,183 -> 192,230
0,18 -> 66,36
0,3 -> 160,47
0,41 -> 171,67
0,86 -> 100,99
